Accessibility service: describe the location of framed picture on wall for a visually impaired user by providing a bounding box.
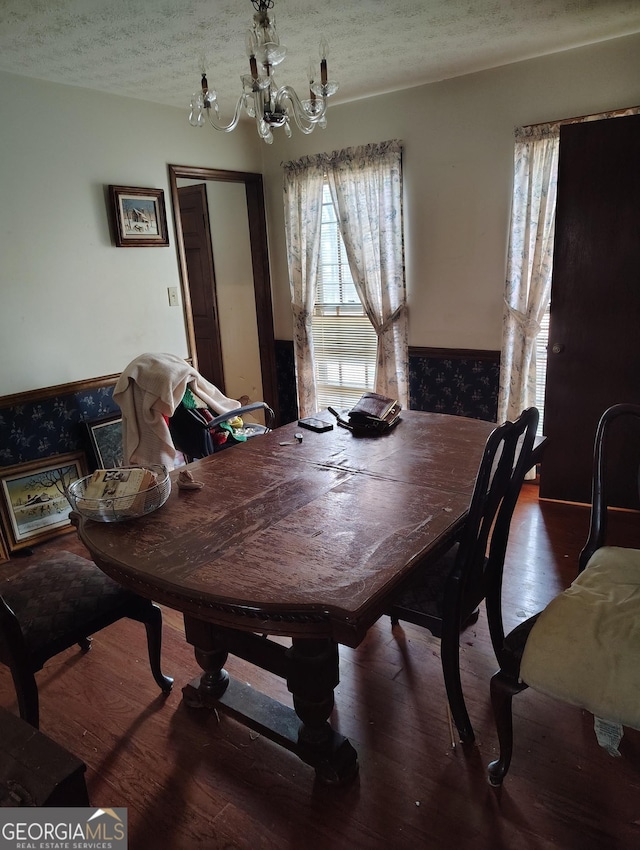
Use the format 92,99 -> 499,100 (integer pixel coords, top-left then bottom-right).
108,185 -> 169,247
0,452 -> 88,552
83,413 -> 124,470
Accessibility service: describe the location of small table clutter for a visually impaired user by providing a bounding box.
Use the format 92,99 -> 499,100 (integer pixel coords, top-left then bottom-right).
73,410 -> 500,783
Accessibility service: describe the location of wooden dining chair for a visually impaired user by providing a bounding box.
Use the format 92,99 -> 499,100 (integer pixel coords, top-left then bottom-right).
486,403 -> 640,786
388,407 -> 539,744
0,551 -> 174,728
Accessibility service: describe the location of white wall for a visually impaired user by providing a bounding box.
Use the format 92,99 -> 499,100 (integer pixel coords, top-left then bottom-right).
0,72 -> 261,396
260,33 -> 640,350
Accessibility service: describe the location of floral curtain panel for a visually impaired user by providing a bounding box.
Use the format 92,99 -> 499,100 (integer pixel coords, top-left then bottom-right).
497,124 -> 559,428
282,160 -> 325,418
283,140 -> 408,417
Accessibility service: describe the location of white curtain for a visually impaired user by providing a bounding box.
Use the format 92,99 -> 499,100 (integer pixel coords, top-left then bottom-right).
282,160 -> 325,418
498,124 -> 559,427
283,140 -> 408,417
326,140 -> 408,407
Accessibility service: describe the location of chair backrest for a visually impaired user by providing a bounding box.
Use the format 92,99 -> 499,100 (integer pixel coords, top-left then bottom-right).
579,402 -> 640,572
454,407 -> 539,653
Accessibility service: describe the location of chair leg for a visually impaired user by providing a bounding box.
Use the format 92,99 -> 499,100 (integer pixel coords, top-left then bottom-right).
11,666 -> 40,729
462,608 -> 480,629
487,670 -> 528,786
140,603 -> 173,693
440,629 -> 474,744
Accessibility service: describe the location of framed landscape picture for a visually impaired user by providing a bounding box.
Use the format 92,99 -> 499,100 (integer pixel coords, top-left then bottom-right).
108,185 -> 169,247
84,413 -> 124,470
0,452 -> 88,552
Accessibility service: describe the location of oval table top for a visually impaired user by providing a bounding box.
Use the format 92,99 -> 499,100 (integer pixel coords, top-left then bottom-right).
73,410 -> 498,647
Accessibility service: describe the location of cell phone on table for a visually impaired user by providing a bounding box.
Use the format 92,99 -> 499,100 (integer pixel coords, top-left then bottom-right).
298,417 -> 334,432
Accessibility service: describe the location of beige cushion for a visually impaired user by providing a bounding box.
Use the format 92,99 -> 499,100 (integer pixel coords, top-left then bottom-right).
520,546 -> 640,729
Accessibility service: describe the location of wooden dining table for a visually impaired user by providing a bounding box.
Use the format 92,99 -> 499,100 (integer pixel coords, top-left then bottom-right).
72,410 -> 501,784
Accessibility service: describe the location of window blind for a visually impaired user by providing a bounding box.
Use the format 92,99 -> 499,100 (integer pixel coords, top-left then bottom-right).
534,306 -> 550,435
312,183 -> 377,410
312,315 -> 378,409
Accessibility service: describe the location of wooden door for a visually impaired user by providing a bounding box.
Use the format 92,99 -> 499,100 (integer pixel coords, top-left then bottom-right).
540,113 -> 640,506
177,184 -> 225,392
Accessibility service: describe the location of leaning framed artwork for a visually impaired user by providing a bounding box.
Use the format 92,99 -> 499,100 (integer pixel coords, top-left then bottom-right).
0,452 -> 88,552
108,185 -> 169,247
83,413 -> 124,470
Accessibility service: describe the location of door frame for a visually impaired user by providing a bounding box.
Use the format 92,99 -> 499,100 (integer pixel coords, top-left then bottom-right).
168,164 -> 279,421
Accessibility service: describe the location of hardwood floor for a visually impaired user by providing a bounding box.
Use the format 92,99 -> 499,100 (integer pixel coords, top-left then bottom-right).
1,485 -> 639,849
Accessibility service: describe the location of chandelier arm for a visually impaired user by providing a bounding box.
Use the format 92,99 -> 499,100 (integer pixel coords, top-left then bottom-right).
205,95 -> 245,133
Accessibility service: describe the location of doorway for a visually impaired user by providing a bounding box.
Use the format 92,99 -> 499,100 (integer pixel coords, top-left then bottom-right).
168,165 -> 279,421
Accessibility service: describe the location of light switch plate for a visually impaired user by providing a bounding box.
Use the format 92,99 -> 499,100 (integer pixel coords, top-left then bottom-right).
167,286 -> 179,307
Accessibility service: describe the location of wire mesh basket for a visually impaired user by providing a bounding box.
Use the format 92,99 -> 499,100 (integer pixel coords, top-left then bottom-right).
66,465 -> 171,522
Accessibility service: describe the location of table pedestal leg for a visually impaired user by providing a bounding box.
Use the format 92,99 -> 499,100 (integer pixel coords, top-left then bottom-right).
182,646 -> 229,707
287,638 -> 359,784
180,618 -> 358,784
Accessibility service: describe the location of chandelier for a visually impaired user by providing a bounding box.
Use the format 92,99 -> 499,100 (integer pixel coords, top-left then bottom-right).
188,0 -> 339,144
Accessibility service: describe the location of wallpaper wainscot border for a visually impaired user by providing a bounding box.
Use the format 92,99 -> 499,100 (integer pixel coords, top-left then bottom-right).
409,347 -> 500,421
0,376 -> 120,468
0,346 -> 500,469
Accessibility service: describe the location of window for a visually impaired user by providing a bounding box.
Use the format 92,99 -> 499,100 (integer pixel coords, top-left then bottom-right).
534,305 -> 550,436
311,184 -> 378,409
284,140 -> 406,418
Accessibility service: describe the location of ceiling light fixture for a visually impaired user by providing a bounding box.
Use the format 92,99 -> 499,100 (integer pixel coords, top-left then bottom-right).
189,0 -> 339,144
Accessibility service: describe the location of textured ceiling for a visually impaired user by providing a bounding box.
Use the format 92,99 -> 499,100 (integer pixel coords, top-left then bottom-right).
1,0 -> 639,120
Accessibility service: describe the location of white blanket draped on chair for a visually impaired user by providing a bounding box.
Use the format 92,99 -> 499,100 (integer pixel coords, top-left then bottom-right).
113,352 -> 240,469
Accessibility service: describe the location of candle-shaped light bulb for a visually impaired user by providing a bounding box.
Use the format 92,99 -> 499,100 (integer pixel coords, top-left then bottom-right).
319,38 -> 329,85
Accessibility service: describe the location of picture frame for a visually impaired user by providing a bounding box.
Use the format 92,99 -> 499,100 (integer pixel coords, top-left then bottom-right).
0,452 -> 88,552
83,413 -> 124,471
0,529 -> 8,564
108,185 -> 169,247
